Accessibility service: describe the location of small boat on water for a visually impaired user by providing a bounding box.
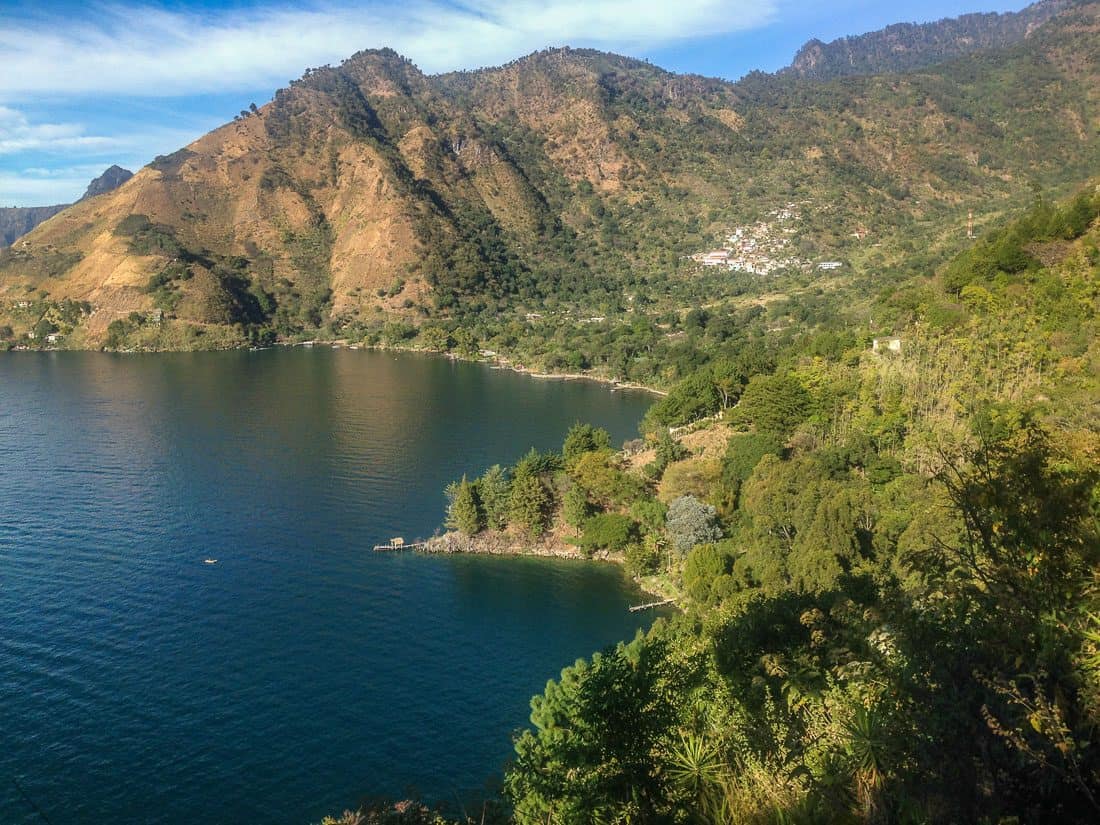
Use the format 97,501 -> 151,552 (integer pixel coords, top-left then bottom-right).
204,558 -> 218,565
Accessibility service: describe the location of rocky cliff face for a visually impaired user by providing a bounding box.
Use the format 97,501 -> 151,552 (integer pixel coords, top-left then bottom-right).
0,205 -> 68,248
81,165 -> 134,200
0,2 -> 1097,345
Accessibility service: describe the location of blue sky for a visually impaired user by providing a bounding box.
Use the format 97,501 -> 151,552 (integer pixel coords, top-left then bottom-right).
0,0 -> 1032,205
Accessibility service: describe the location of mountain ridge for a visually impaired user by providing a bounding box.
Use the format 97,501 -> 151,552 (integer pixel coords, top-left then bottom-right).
783,0 -> 1082,79
1,1 -> 1097,349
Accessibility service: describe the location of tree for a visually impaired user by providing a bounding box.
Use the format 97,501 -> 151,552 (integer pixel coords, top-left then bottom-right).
563,422 -> 612,466
645,430 -> 689,480
477,465 -> 511,530
665,495 -> 722,555
33,318 -> 58,340
721,432 -> 783,501
624,536 -> 663,577
445,475 -> 483,536
451,327 -> 480,357
506,636 -> 687,824
629,497 -> 667,536
513,447 -> 562,478
709,358 -> 746,409
643,371 -> 723,430
571,449 -> 642,507
419,325 -> 453,352
509,466 -> 551,537
562,483 -> 594,532
729,374 -> 812,438
104,319 -> 128,349
683,543 -> 736,603
579,513 -> 639,556
930,407 -> 1099,624
655,430 -> 688,466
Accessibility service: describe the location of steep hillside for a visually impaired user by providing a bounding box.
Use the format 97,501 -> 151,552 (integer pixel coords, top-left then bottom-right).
785,0 -> 1079,79
1,2 -> 1097,350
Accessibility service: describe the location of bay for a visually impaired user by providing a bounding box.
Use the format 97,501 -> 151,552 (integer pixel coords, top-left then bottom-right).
0,349 -> 657,824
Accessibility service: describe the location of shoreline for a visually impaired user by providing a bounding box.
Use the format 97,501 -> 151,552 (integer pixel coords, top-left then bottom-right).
417,530 -> 673,604
376,344 -> 668,396
9,336 -> 667,396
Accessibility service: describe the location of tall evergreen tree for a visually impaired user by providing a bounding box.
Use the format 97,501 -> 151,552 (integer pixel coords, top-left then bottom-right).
509,467 -> 551,537
445,475 -> 484,536
478,464 -> 512,531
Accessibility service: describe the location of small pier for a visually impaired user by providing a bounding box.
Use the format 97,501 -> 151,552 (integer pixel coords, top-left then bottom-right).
628,598 -> 676,613
373,537 -> 429,552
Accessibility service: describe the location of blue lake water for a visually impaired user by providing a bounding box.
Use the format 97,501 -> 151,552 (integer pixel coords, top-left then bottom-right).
0,349 -> 658,823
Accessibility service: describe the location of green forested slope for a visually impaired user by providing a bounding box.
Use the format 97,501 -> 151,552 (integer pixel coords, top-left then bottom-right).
372,184 -> 1100,825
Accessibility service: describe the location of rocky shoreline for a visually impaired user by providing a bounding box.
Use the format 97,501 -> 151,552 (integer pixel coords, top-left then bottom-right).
421,530 -> 605,561
418,530 -> 674,605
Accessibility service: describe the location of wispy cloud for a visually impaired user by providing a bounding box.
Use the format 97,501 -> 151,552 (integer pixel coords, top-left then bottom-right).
0,167 -> 102,206
0,106 -> 120,155
0,0 -> 778,99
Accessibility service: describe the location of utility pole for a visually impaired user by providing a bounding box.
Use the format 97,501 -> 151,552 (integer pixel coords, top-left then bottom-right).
967,210 -> 975,240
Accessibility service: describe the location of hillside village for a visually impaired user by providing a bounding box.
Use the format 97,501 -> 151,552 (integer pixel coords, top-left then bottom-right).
693,202 -> 844,276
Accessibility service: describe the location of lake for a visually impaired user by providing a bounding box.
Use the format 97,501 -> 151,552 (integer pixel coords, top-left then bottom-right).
0,349 -> 658,823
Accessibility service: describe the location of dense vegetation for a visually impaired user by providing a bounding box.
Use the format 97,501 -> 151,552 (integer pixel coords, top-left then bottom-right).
333,183 -> 1099,824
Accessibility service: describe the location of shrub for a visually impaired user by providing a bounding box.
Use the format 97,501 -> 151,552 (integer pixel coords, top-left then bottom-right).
683,542 -> 737,603
579,513 -> 639,556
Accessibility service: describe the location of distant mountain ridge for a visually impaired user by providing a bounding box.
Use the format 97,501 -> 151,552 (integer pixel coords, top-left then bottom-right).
0,205 -> 68,248
0,165 -> 133,247
784,0 -> 1080,79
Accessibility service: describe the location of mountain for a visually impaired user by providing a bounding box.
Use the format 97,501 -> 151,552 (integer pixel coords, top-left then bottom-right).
0,165 -> 134,247
0,1 -> 1097,349
784,0 -> 1081,79
81,165 -> 133,200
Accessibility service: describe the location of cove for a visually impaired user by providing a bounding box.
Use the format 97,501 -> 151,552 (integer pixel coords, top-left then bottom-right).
0,349 -> 658,824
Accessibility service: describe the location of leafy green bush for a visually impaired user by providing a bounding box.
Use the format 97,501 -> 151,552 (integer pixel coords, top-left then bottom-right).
578,513 -> 639,556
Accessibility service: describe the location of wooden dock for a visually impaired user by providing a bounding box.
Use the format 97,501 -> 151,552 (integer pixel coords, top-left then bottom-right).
373,539 -> 429,552
628,598 -> 676,613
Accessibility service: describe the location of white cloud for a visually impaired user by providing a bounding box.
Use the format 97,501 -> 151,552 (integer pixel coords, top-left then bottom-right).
0,0 -> 778,99
0,105 -> 214,203
0,106 -> 120,155
0,169 -> 97,206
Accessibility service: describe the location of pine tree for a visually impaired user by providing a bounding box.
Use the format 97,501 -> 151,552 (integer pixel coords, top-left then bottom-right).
563,422 -> 612,466
445,475 -> 484,536
478,464 -> 512,531
509,468 -> 550,537
562,484 -> 594,532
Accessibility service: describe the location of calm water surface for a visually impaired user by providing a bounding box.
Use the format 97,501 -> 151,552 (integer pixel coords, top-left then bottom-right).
0,349 -> 658,823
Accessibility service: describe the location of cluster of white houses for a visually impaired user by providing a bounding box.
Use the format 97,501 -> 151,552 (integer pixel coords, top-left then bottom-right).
695,203 -> 813,276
